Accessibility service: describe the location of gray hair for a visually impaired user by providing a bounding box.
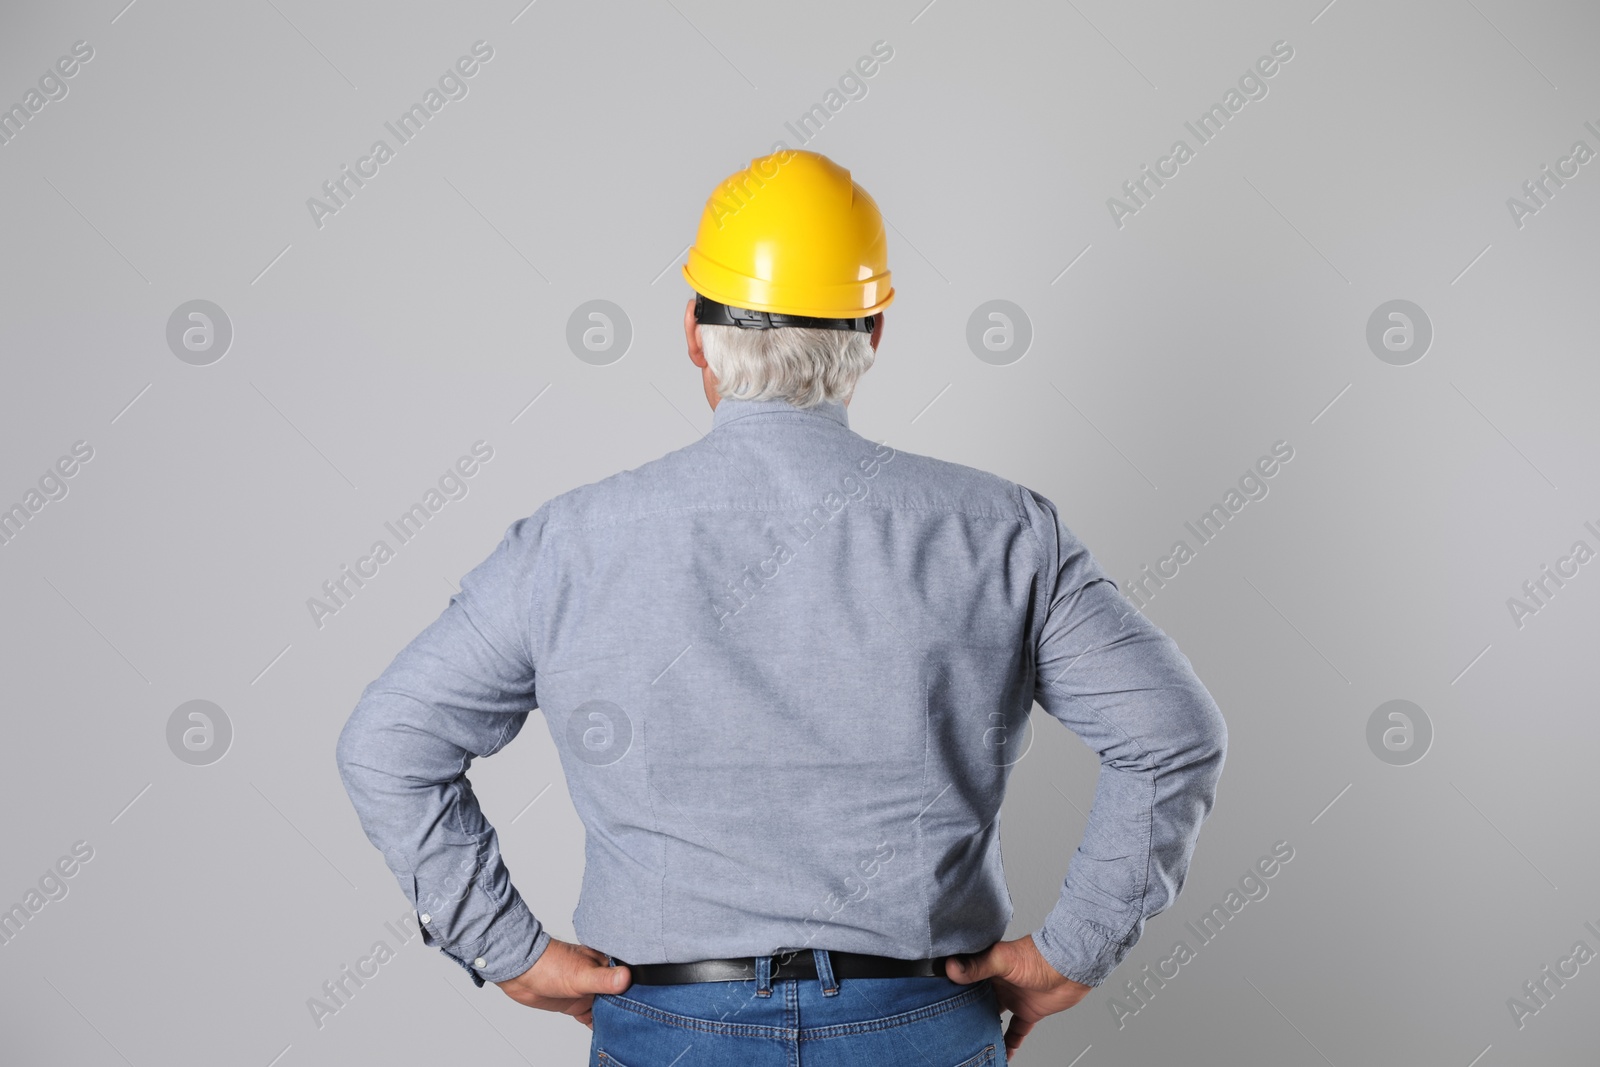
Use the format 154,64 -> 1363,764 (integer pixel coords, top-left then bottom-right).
698,323 -> 875,408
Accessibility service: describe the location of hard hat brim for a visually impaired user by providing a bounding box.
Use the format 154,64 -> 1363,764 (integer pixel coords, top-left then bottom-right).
682,249 -> 895,320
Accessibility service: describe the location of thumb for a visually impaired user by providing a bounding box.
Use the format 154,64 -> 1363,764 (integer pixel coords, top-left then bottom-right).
946,946 -> 1003,984
574,962 -> 631,995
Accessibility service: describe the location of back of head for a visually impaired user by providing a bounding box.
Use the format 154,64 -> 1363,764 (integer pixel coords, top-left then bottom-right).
698,321 -> 875,407
682,150 -> 894,408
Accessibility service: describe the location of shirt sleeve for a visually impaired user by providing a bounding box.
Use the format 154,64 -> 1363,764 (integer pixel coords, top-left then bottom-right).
335,514 -> 550,987
1018,486 -> 1227,987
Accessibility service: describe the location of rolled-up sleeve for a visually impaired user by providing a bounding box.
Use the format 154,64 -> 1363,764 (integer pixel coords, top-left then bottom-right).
335,514 -> 549,987
1018,487 -> 1227,987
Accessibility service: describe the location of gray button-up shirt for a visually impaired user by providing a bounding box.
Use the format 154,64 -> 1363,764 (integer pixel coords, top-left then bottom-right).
336,396 -> 1226,989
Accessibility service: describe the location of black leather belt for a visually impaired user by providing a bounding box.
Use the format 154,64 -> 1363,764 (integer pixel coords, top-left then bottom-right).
614,950 -> 953,986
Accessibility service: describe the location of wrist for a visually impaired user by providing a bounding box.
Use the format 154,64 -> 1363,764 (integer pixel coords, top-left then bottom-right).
1030,916 -> 1121,987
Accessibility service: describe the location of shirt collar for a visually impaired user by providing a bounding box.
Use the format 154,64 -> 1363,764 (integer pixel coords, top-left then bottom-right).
710,396 -> 850,431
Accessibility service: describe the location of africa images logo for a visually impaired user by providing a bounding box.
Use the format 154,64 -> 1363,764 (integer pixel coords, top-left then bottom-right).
1106,39 -> 1295,228
305,41 -> 495,230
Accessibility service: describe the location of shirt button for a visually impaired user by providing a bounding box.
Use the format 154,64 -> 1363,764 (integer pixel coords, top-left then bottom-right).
473,957 -> 487,969
419,913 -> 432,924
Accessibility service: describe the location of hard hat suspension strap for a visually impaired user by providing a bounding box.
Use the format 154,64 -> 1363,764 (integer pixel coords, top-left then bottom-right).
694,294 -> 876,334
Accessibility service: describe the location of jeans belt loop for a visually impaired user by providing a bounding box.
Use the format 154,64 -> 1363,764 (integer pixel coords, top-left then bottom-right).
813,948 -> 840,996
755,953 -> 773,997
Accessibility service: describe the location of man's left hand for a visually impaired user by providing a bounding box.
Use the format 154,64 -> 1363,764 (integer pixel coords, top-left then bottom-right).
493,937 -> 632,1028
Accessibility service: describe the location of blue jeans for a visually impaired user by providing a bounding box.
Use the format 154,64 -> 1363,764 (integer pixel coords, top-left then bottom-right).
591,950 -> 1004,1066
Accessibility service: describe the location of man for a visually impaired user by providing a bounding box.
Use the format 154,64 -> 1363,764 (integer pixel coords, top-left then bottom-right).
336,149 -> 1227,1065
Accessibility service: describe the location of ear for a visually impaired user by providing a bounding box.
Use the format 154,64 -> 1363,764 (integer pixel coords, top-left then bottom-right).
869,311 -> 885,352
685,297 -> 708,369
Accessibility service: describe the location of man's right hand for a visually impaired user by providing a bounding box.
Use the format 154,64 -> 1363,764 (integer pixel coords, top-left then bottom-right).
945,935 -> 1093,1061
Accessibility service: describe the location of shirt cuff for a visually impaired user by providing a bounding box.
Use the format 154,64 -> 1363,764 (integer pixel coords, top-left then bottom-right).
1031,900 -> 1135,987
419,891 -> 552,987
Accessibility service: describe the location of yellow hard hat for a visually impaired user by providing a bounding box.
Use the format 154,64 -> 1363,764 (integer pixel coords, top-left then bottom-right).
682,150 -> 894,324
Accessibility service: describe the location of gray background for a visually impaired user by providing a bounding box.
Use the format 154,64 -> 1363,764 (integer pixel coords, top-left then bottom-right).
2,0 -> 1596,1063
